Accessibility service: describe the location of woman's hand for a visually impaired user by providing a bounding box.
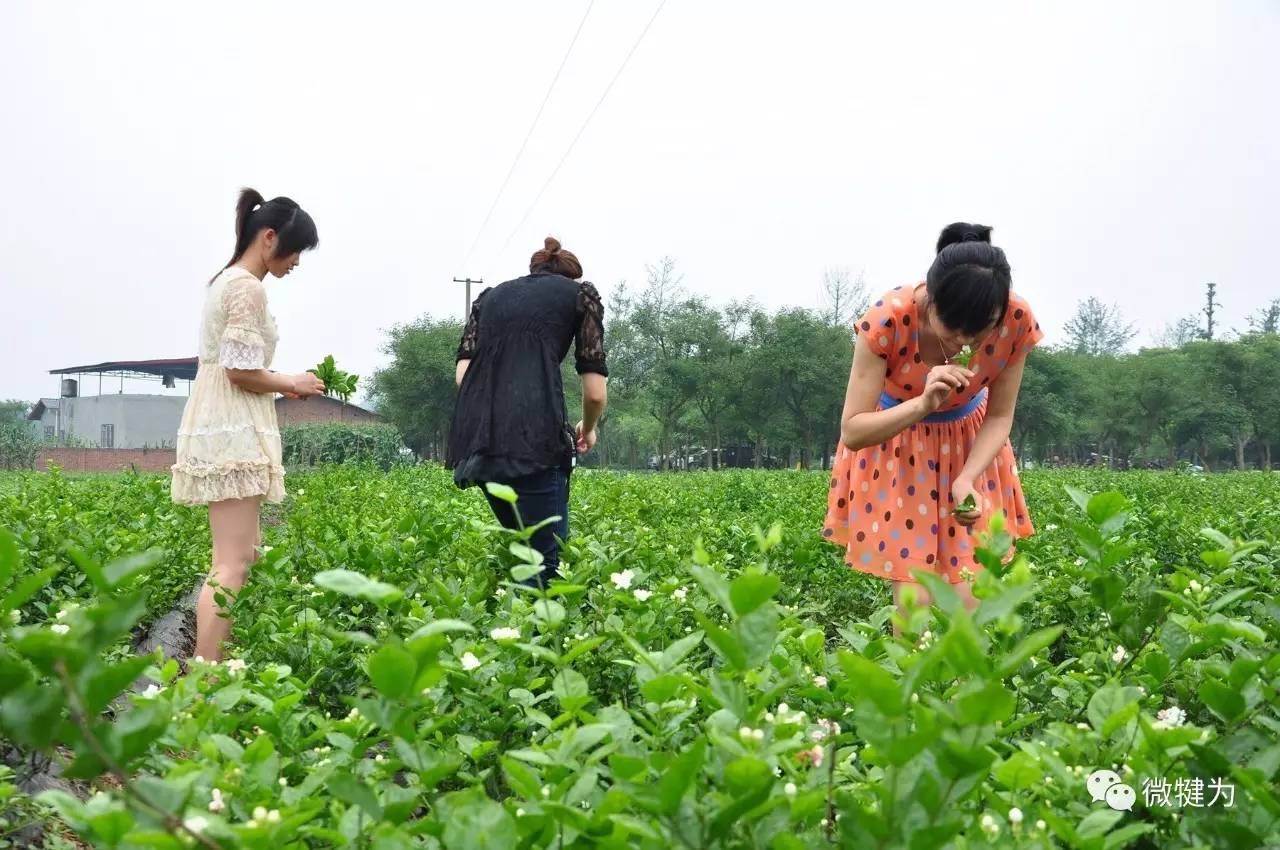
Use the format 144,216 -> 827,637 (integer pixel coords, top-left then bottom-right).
951,477 -> 982,527
921,365 -> 975,413
291,372 -> 327,398
575,421 -> 597,454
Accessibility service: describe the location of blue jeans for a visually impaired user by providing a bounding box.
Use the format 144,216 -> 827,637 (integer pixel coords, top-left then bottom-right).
483,467 -> 570,586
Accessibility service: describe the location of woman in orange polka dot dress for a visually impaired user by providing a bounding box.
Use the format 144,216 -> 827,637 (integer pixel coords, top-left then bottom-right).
822,223 -> 1043,620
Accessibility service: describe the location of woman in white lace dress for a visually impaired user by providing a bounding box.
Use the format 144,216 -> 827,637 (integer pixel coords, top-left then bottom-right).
172,189 -> 325,661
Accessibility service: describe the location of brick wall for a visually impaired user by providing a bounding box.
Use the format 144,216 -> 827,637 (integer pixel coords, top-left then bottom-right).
36,447 -> 177,473
275,397 -> 383,428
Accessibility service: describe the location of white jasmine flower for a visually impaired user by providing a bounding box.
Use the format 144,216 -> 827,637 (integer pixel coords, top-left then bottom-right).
55,609 -> 69,620
266,809 -> 281,823
517,808 -> 526,817
460,652 -> 481,671
490,627 -> 520,642
541,785 -> 551,798
610,569 -> 635,590
1154,705 -> 1187,729
495,587 -> 507,598
207,788 -> 225,813
347,708 -> 361,721
1076,722 -> 1090,730
51,624 -> 70,635
672,587 -> 688,601
253,806 -> 268,822
1112,646 -> 1128,664
784,782 -> 797,797
813,675 -> 828,688
278,777 -> 288,787
1008,807 -> 1023,826
184,815 -> 209,834
374,754 -> 386,764
141,684 -> 163,699
1036,819 -> 1047,831
633,589 -> 652,602
224,658 -> 247,673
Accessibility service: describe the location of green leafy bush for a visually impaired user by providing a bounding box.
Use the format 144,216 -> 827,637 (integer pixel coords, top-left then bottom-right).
280,423 -> 408,471
0,468 -> 1276,848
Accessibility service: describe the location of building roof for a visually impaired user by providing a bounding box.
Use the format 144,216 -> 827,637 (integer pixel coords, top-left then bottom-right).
27,398 -> 58,420
49,358 -> 199,382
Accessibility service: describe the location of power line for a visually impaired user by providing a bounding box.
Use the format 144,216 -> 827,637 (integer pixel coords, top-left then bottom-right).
457,0 -> 596,273
496,0 -> 668,259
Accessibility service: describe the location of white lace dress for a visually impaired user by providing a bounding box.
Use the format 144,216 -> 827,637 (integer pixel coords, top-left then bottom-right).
171,266 -> 285,505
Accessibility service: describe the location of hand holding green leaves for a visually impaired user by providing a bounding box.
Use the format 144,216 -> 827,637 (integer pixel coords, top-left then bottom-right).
308,354 -> 360,402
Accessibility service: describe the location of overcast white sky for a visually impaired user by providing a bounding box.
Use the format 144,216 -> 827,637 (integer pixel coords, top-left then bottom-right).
2,1 -> 1277,404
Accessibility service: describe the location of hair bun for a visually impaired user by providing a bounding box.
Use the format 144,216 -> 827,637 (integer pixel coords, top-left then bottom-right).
935,222 -> 993,254
544,236 -> 562,255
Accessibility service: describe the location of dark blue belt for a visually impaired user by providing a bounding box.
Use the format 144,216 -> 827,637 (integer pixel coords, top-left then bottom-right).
880,388 -> 987,423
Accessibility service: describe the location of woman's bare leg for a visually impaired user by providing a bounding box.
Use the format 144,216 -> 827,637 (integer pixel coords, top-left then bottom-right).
196,497 -> 260,662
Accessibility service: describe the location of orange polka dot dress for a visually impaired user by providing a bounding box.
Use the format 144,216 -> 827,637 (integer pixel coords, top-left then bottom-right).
822,284 -> 1044,584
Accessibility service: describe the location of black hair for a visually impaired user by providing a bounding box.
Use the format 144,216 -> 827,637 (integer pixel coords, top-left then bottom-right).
926,222 -> 1010,335
221,188 -> 318,274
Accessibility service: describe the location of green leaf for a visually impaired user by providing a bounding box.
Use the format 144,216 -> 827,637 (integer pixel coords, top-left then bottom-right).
1065,485 -> 1092,515
995,751 -> 1041,790
641,674 -> 683,704
501,756 -> 543,798
735,605 -> 778,668
368,645 -> 417,699
723,757 -> 772,796
532,599 -> 566,627
1087,686 -> 1144,735
484,483 -> 518,504
553,668 -> 591,712
954,681 -> 1016,725
939,615 -> 988,676
995,626 -> 1063,677
508,543 -> 544,568
1103,823 -> 1157,849
439,790 -> 518,850
1077,809 -> 1124,839
689,563 -> 733,614
837,651 -> 904,716
0,528 -> 19,589
560,636 -> 607,664
654,739 -> 705,814
407,620 -> 476,641
1,565 -> 61,611
314,569 -> 403,605
83,655 -> 154,715
696,613 -> 747,670
659,631 -> 704,670
729,571 -> 780,617
1199,678 -> 1245,722
102,550 -> 162,590
330,773 -> 383,819
209,734 -> 244,761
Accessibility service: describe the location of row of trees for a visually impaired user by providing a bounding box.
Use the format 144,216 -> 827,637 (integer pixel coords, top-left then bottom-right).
369,265 -> 1279,472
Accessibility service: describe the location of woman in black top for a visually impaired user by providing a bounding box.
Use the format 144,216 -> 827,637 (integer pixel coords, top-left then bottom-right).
448,237 -> 608,584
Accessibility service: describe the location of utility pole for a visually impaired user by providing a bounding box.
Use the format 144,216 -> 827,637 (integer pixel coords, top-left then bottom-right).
454,277 -> 483,319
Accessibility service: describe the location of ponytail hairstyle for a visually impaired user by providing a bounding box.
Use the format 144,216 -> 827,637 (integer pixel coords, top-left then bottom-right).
529,236 -> 583,280
925,222 -> 1011,335
218,188 -> 319,278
